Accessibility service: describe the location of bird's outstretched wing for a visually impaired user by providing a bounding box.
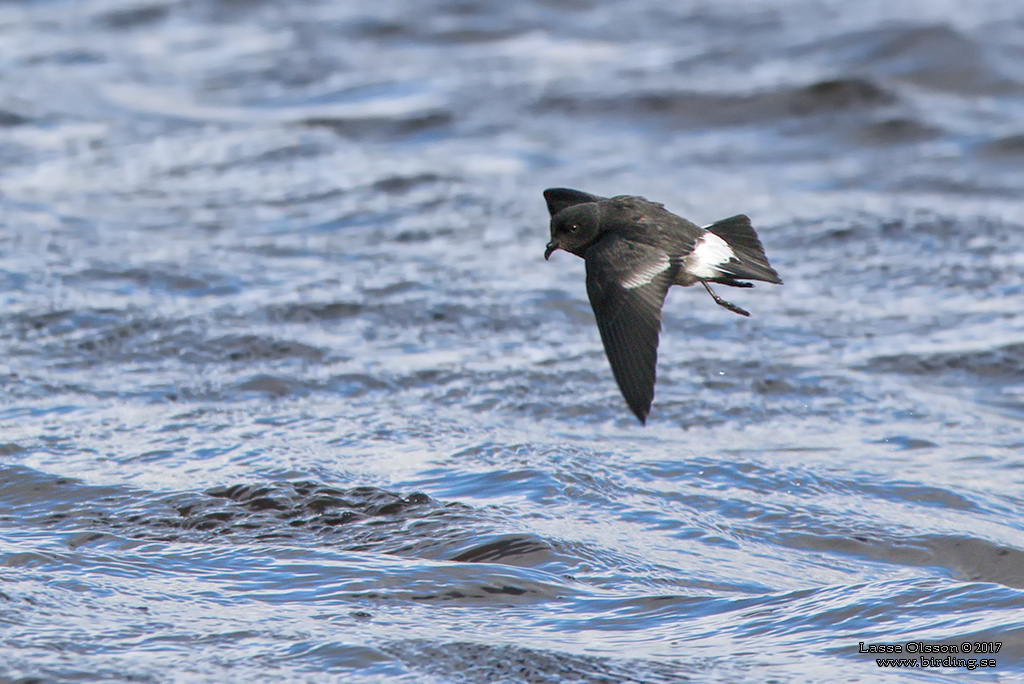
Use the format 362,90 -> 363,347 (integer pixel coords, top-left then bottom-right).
543,188 -> 603,217
584,236 -> 674,424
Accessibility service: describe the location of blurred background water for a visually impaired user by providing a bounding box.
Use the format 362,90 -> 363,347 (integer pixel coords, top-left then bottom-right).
1,0 -> 1023,681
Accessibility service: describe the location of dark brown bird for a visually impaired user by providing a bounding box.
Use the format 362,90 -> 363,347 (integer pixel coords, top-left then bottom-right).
543,188 -> 782,424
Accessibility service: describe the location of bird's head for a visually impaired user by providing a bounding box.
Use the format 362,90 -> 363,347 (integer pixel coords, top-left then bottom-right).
544,203 -> 601,260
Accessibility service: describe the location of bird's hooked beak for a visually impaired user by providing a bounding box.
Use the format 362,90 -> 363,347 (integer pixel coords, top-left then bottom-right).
544,241 -> 558,260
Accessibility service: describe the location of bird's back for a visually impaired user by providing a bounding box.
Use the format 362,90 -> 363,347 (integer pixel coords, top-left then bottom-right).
598,195 -> 701,256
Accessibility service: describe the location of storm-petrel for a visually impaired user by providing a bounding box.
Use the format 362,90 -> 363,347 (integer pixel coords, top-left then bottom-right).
543,188 -> 782,424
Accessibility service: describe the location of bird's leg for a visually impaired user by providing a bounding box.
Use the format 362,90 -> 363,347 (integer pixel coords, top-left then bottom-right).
702,281 -> 751,317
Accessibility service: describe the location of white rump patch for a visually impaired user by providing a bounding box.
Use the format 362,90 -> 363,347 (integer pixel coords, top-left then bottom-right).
687,232 -> 734,279
621,253 -> 670,289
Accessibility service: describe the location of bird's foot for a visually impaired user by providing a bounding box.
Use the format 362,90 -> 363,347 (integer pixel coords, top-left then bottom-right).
702,281 -> 751,317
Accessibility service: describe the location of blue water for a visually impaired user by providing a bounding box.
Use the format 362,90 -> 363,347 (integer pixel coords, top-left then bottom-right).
1,0 -> 1023,681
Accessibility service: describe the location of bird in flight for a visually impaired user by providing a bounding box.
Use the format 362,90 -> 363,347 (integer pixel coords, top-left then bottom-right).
543,187 -> 782,424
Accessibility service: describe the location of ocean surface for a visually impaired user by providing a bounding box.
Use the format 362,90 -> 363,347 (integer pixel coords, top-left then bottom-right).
1,0 -> 1023,681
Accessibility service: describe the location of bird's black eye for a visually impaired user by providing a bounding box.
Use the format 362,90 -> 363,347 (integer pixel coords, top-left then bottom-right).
568,224 -> 579,234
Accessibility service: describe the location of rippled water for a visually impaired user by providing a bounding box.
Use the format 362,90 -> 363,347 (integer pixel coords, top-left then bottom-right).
1,0 -> 1023,681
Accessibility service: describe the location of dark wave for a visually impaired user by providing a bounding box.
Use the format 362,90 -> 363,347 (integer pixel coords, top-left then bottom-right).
797,23 -> 1020,95
384,640 -> 687,683
863,343 -> 1024,381
538,77 -> 898,128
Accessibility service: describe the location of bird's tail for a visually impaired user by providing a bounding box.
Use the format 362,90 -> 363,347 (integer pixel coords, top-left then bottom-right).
705,215 -> 782,285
